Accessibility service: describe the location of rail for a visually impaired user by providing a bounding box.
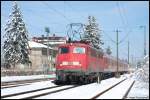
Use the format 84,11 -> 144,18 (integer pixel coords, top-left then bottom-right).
1,85 -> 62,99
91,78 -> 135,99
91,78 -> 127,99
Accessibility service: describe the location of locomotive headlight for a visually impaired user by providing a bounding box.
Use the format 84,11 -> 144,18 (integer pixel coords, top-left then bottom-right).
60,61 -> 68,66
72,61 -> 81,66
60,61 -> 81,66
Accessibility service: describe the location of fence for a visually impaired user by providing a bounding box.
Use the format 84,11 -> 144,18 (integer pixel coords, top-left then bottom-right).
1,69 -> 55,76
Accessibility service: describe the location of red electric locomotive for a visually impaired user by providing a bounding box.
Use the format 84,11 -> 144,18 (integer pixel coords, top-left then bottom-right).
55,42 -> 128,84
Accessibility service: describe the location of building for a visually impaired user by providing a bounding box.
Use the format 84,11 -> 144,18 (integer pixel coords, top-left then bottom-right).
31,34 -> 67,71
27,41 -> 56,71
32,34 -> 67,50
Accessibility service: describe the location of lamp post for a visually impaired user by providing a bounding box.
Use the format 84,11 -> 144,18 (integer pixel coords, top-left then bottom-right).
115,29 -> 121,78
45,27 -> 50,74
139,26 -> 146,57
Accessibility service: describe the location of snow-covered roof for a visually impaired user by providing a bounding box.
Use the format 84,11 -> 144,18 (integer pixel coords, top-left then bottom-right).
28,41 -> 52,49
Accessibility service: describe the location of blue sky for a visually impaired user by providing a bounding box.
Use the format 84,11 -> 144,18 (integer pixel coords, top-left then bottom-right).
1,1 -> 149,62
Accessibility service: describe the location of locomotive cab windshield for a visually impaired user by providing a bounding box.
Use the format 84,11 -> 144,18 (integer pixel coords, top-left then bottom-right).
59,46 -> 86,54
59,47 -> 69,54
73,47 -> 85,54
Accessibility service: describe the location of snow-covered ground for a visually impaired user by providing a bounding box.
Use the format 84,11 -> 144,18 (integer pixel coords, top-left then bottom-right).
97,78 -> 134,99
127,81 -> 149,99
1,72 -> 149,99
4,85 -> 75,99
1,74 -> 129,99
36,76 -> 128,99
1,74 -> 56,82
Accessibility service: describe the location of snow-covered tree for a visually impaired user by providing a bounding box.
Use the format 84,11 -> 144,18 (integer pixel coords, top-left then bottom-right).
106,46 -> 112,55
3,1 -> 30,68
137,61 -> 142,68
132,55 -> 149,83
83,16 -> 104,51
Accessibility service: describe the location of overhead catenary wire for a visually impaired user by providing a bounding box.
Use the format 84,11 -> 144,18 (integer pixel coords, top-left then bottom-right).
102,30 -> 116,44
118,2 -> 133,44
21,3 -> 70,38
118,29 -> 132,44
100,2 -> 132,47
116,2 -> 131,44
41,1 -> 73,37
41,1 -> 71,23
121,3 -> 130,30
22,5 -> 70,28
116,2 -> 127,30
64,1 -> 85,19
21,8 -> 53,25
1,3 -> 45,41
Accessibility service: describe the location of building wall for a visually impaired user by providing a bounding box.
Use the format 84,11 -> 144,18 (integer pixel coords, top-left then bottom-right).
29,48 -> 44,70
29,48 -> 54,71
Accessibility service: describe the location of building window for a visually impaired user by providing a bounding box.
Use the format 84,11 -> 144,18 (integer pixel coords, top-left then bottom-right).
42,48 -> 47,55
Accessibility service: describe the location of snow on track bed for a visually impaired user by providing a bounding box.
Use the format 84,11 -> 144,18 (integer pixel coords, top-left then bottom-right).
2,85 -> 80,99
91,78 -> 127,99
2,85 -> 62,99
36,77 -> 128,99
2,74 -> 137,99
95,79 -> 135,99
1,80 -> 56,97
1,78 -> 55,89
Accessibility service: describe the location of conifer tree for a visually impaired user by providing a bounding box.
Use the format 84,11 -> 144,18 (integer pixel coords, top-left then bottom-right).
83,16 -> 104,51
3,1 -> 30,68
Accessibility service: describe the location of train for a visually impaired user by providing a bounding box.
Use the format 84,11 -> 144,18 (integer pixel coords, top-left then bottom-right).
55,41 -> 128,84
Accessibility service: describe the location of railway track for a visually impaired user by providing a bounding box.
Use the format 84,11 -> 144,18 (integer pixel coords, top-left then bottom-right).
2,77 -> 135,99
1,78 -> 55,89
91,78 -> 135,99
1,83 -> 31,89
122,81 -> 135,99
1,85 -> 62,99
25,85 -> 80,99
2,85 -> 80,99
